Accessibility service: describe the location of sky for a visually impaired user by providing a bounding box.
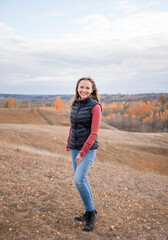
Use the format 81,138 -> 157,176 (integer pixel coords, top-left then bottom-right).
0,0 -> 168,94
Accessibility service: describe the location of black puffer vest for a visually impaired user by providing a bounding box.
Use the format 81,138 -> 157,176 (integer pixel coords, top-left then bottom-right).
68,96 -> 100,150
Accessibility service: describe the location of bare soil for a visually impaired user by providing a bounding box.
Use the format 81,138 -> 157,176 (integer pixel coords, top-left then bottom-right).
0,108 -> 168,240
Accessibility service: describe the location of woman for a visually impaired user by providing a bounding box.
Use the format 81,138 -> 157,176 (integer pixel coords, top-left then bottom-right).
66,77 -> 101,231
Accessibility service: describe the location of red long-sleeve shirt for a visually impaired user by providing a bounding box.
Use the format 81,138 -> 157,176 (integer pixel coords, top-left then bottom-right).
66,104 -> 101,157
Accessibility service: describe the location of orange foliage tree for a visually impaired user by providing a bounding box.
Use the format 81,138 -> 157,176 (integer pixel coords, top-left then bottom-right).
54,96 -> 69,110
4,97 -> 17,108
103,99 -> 168,132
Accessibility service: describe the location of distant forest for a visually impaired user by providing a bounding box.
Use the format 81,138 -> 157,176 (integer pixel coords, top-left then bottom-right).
0,92 -> 167,103
0,93 -> 168,133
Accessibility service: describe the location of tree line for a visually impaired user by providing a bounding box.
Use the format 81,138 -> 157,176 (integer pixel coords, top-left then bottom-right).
102,95 -> 168,132
1,95 -> 168,132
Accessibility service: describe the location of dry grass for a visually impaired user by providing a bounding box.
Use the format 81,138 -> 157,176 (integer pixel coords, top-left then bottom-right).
0,108 -> 168,240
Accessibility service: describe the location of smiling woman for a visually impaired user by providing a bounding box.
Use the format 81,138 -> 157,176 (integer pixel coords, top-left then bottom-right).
66,77 -> 101,232
77,79 -> 93,100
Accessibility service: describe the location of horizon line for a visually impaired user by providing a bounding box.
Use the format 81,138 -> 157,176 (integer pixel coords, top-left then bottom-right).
0,92 -> 168,96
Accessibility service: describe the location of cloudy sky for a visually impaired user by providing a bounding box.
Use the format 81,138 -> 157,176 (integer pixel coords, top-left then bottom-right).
0,0 -> 168,94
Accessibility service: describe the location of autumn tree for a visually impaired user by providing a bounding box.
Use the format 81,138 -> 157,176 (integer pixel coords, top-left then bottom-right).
103,99 -> 168,133
54,96 -> 64,110
4,97 -> 17,108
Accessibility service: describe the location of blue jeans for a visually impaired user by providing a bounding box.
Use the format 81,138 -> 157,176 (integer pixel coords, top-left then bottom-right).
70,149 -> 97,212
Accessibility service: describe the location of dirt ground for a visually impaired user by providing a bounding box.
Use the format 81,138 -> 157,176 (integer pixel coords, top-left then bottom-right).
0,108 -> 168,240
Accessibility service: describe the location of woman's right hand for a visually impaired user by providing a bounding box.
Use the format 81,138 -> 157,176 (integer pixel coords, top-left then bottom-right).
66,144 -> 70,151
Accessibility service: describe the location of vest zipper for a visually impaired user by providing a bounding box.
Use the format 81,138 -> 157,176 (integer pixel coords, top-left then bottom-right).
75,102 -> 81,149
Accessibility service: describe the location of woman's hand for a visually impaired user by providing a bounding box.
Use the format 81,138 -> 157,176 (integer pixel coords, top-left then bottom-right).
66,144 -> 70,151
66,146 -> 70,152
76,153 -> 83,166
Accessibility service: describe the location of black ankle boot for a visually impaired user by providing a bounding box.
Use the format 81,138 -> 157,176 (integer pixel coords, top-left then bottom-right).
75,211 -> 89,222
83,210 -> 97,231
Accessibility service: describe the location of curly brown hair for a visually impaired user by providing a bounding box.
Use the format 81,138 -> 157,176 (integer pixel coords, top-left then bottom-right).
71,77 -> 100,107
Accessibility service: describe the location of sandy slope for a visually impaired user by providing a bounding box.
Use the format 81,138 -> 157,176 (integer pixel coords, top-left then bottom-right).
0,108 -> 168,239
0,121 -> 167,175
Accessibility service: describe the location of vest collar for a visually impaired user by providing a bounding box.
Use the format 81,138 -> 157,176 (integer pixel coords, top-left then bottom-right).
76,95 -> 92,104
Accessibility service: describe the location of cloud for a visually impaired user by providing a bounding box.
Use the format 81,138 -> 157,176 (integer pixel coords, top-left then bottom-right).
0,8 -> 168,94
0,22 -> 14,33
146,1 -> 160,7
74,11 -> 168,43
114,0 -> 138,13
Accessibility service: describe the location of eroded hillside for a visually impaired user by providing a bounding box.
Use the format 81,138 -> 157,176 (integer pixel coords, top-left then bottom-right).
0,108 -> 168,239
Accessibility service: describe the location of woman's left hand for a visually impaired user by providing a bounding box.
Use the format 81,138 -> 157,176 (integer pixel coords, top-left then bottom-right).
76,153 -> 83,166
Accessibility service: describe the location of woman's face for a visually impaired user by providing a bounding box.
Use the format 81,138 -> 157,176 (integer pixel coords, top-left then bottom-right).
77,80 -> 93,100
